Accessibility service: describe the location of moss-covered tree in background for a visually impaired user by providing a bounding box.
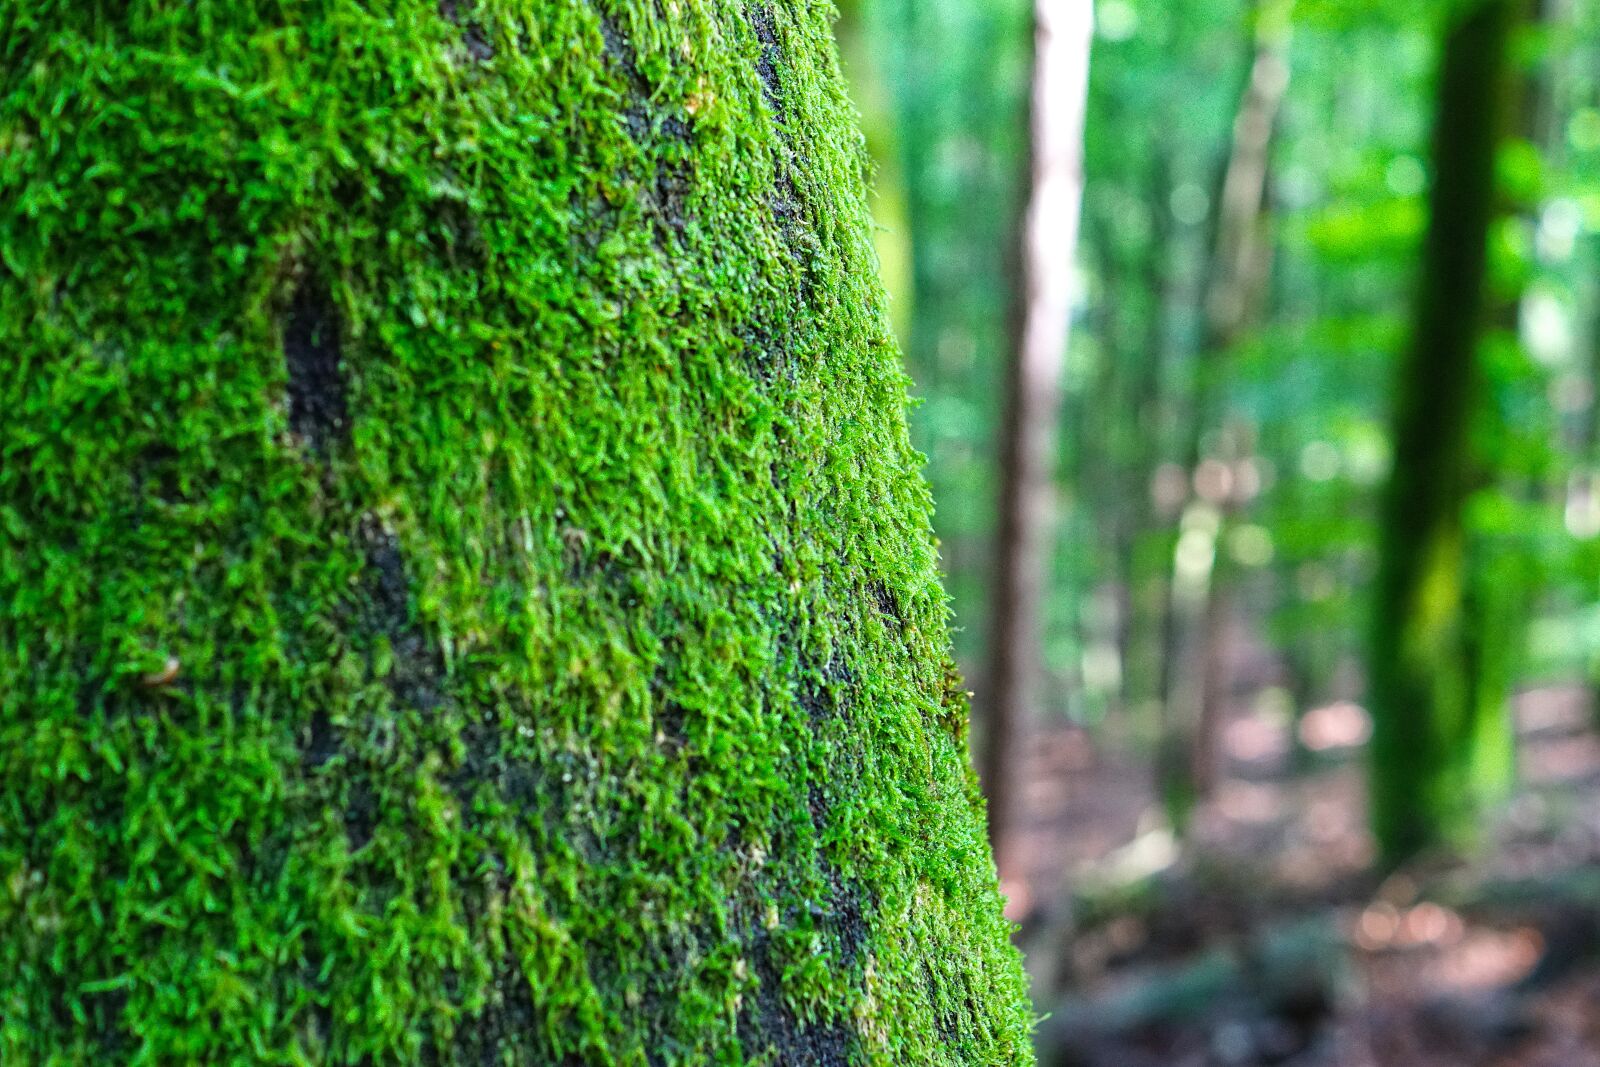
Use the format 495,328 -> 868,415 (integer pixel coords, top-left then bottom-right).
1369,0 -> 1521,866
0,2 -> 1033,1063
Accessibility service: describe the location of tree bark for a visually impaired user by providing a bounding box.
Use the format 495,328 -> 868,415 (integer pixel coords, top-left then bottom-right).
0,3 -> 1033,1063
979,0 -> 1094,907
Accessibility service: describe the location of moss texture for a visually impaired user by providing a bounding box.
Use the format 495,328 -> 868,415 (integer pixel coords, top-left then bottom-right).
0,2 -> 1033,1063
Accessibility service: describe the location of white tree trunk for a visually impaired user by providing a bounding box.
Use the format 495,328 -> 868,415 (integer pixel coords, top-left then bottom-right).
980,0 -> 1095,916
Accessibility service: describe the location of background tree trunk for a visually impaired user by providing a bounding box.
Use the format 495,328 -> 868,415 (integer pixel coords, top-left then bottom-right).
1157,0 -> 1292,829
0,3 -> 1033,1063
1369,0 -> 1521,867
979,0 -> 1095,908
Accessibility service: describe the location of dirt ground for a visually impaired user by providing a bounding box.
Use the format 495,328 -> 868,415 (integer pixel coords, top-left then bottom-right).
1014,678 -> 1600,1067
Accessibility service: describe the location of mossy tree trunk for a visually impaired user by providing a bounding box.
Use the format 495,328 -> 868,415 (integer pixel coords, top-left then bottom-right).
0,3 -> 1032,1063
1369,0 -> 1520,868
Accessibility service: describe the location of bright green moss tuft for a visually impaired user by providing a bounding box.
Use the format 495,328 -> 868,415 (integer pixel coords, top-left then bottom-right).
0,2 -> 1032,1063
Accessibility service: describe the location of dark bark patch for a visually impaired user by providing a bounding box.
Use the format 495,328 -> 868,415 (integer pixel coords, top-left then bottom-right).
343,779 -> 379,852
356,519 -> 409,633
323,518 -> 452,856
562,535 -> 637,600
593,16 -> 698,240
647,123 -> 694,237
132,442 -> 184,506
501,760 -> 541,810
922,960 -> 965,1046
445,715 -> 504,808
432,194 -> 490,273
769,168 -> 822,307
283,278 -> 348,455
745,5 -> 786,124
780,1020 -> 854,1066
569,190 -> 620,257
828,869 -> 867,969
241,814 -> 292,891
439,0 -> 494,62
737,921 -> 857,1066
657,699 -> 690,749
621,103 -> 652,142
65,986 -> 130,1058
771,169 -> 803,229
797,654 -> 853,724
730,655 -> 870,1061
648,625 -> 691,749
595,9 -> 655,146
597,10 -> 643,80
354,517 -> 444,713
806,786 -> 870,970
464,967 -> 541,1064
806,780 -> 830,828
614,78 -> 696,236
420,955 -> 541,1066
741,324 -> 793,386
300,1001 -> 335,1060
798,679 -> 830,723
867,580 -> 902,631
463,24 -> 493,62
653,170 -> 691,234
303,708 -> 338,769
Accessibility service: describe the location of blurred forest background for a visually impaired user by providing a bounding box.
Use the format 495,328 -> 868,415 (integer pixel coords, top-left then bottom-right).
834,0 -> 1600,1062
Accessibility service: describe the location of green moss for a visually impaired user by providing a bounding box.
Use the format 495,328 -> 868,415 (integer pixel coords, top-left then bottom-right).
0,1 -> 1032,1063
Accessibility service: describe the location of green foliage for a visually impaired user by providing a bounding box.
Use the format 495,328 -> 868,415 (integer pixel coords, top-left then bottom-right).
0,1 -> 1032,1063
1052,0 -> 1598,763
844,0 -> 1600,863
863,0 -> 1031,674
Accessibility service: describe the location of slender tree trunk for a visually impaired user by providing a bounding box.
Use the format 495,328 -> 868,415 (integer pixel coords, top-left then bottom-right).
1075,202 -> 1148,720
1126,150 -> 1182,740
1157,0 -> 1292,828
0,4 -> 1034,1062
1584,273 -> 1600,715
1369,0 -> 1521,867
979,0 -> 1094,905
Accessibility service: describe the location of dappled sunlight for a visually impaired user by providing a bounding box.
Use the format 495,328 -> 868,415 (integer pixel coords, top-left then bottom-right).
1300,702 -> 1374,753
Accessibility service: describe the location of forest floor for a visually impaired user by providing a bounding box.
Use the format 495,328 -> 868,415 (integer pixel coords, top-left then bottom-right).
1016,645 -> 1600,1066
